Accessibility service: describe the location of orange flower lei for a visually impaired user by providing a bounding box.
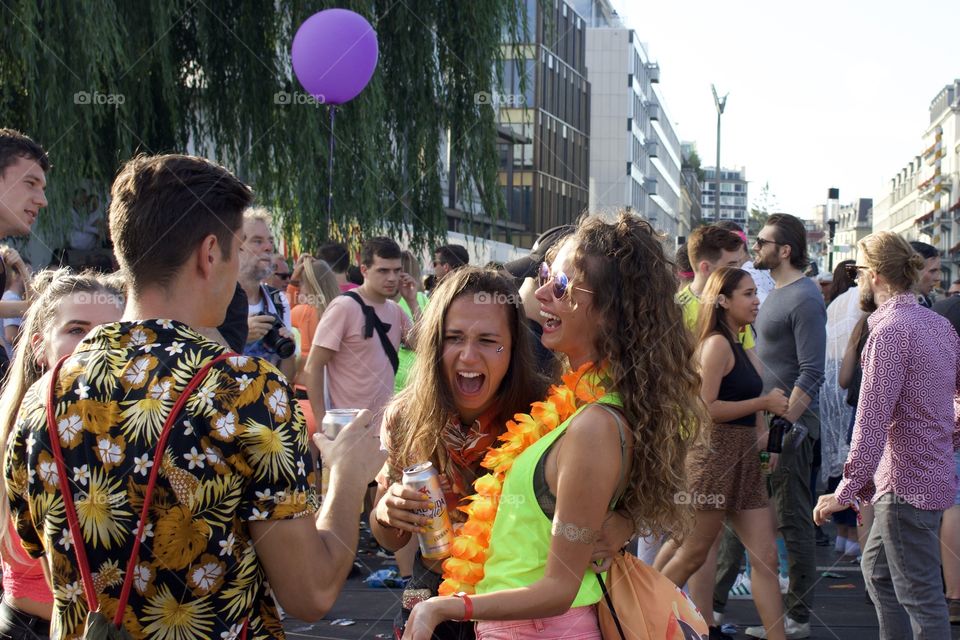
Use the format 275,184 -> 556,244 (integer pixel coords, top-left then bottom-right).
438,362 -> 609,595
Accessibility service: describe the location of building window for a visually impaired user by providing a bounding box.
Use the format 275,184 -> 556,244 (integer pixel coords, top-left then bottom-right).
626,161 -> 632,176
627,73 -> 633,87
627,117 -> 632,131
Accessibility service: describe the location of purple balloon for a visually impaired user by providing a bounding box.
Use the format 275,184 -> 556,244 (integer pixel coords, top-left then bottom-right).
291,9 -> 379,105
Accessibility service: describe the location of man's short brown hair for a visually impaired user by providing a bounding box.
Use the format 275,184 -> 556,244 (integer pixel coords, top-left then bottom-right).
108,154 -> 253,292
687,224 -> 744,266
0,128 -> 50,177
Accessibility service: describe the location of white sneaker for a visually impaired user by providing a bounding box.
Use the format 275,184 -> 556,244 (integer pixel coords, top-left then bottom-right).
834,535 -> 846,553
713,611 -> 724,625
779,574 -> 789,593
844,539 -> 861,557
745,616 -> 810,639
728,571 -> 753,599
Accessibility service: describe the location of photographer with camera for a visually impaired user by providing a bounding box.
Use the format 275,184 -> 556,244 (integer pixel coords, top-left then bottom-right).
240,208 -> 295,380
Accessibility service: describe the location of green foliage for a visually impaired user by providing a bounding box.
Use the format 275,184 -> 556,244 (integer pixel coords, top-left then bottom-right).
0,0 -> 523,254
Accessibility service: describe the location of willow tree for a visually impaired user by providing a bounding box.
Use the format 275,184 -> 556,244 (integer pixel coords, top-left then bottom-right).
0,0 -> 526,254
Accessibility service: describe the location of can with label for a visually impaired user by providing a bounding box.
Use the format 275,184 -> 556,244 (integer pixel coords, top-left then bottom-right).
402,461 -> 453,559
759,451 -> 771,475
321,408 -> 360,439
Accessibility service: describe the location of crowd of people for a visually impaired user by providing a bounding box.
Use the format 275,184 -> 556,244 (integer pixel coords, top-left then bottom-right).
0,126 -> 954,640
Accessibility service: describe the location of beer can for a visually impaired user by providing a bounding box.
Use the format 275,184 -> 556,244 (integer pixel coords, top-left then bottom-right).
402,461 -> 453,560
321,409 -> 360,439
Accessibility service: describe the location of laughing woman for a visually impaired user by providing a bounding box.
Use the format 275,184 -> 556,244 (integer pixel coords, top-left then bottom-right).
372,267 -> 549,640
404,213 -> 706,640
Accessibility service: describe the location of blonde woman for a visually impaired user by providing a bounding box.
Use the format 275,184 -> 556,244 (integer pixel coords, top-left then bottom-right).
0,269 -> 124,639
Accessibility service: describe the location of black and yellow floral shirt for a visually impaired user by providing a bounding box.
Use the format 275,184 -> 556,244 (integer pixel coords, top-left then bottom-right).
4,320 -> 318,640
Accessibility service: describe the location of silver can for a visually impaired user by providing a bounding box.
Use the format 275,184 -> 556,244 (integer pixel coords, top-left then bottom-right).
321,408 -> 360,439
402,461 -> 453,559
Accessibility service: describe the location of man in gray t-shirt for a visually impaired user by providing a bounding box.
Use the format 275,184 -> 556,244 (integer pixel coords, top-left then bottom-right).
716,214 -> 826,639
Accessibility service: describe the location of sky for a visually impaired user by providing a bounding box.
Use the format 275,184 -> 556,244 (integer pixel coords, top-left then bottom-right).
610,0 -> 960,219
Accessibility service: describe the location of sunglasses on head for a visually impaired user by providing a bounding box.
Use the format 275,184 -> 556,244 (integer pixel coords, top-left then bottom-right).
538,262 -> 594,299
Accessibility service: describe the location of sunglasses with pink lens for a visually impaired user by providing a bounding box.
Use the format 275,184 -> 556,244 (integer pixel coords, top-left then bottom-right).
538,262 -> 594,299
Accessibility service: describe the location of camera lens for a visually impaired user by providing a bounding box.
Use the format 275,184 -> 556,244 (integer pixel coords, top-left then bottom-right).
261,315 -> 295,359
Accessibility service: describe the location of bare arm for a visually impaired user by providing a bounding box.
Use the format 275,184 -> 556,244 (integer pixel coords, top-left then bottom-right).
405,406 -> 627,634
838,322 -> 863,390
699,335 -> 782,422
784,387 -> 814,424
249,411 -> 386,621
0,300 -> 28,319
305,346 -> 335,425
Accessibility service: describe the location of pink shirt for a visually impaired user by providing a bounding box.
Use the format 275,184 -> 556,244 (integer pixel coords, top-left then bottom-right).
313,292 -> 412,432
1,520 -> 53,602
836,293 -> 960,511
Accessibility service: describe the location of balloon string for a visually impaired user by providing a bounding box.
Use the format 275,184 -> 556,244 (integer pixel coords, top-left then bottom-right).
327,105 -> 336,235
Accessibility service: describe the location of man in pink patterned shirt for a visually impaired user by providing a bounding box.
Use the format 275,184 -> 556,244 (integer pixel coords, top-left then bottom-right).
815,231 -> 960,640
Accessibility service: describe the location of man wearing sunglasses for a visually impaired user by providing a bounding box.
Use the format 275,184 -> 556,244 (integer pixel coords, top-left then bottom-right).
433,244 -> 469,283
729,213 -> 825,640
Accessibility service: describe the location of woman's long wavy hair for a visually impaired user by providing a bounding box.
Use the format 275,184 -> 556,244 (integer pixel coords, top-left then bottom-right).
695,267 -> 751,348
0,268 -> 125,561
568,213 -> 707,539
387,267 -> 548,482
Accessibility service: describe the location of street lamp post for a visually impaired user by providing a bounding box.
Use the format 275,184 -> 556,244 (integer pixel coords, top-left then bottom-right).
827,219 -> 838,272
711,84 -> 728,222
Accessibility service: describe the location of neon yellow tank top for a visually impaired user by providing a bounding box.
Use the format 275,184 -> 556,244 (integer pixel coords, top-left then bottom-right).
475,394 -> 622,606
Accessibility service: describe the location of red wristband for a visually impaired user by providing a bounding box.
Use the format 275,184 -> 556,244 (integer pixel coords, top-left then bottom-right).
454,592 -> 473,621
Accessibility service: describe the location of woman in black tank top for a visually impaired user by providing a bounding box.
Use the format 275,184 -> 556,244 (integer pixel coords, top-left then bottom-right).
656,267 -> 790,640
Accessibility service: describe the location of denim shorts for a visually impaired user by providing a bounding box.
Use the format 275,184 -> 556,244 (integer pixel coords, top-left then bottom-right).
475,606 -> 600,640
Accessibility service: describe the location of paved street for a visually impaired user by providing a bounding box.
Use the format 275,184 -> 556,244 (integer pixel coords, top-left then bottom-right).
281,523 -> 960,640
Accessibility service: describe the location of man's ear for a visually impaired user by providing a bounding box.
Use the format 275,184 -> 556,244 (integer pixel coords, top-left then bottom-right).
197,235 -> 219,278
698,260 -> 711,276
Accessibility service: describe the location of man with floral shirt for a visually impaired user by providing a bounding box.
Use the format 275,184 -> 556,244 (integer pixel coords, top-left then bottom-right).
4,154 -> 385,639
815,231 -> 960,640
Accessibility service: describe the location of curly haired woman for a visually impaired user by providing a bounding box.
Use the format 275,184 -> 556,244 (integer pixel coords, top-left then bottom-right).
404,213 -> 706,640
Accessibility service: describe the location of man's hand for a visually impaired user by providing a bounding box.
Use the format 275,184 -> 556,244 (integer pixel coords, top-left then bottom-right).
813,493 -> 852,526
247,314 -> 275,343
399,273 -> 418,305
312,409 -> 385,486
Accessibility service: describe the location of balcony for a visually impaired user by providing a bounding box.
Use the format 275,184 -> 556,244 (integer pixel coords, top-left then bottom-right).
645,140 -> 659,158
647,102 -> 661,121
923,140 -> 942,165
951,199 -> 960,220
916,209 -> 952,233
644,177 -> 658,196
949,242 -> 960,264
918,173 -> 952,200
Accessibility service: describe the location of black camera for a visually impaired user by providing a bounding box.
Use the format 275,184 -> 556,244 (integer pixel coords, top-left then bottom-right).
261,314 -> 295,359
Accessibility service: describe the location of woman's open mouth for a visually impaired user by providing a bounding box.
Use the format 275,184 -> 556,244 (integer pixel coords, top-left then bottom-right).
456,371 -> 485,395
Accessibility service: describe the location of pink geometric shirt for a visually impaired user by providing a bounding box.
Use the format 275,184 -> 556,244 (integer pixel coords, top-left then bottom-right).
835,293 -> 960,511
